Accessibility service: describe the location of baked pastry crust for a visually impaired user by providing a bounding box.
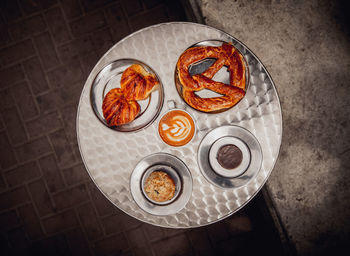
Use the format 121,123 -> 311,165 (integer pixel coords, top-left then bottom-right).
102,64 -> 159,126
121,64 -> 159,101
144,171 -> 176,202
177,43 -> 246,112
102,88 -> 140,126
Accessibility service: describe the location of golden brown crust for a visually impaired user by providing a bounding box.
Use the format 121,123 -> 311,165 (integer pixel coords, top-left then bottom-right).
121,64 -> 159,101
102,88 -> 140,126
144,171 -> 176,202
176,43 -> 246,112
102,64 -> 158,126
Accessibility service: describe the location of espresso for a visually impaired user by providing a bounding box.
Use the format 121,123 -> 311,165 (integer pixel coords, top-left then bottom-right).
217,144 -> 243,169
158,110 -> 195,147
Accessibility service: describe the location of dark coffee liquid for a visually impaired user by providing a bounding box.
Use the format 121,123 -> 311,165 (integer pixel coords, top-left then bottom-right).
216,144 -> 243,169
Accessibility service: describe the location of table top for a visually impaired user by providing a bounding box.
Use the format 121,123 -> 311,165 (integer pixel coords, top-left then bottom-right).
76,22 -> 282,228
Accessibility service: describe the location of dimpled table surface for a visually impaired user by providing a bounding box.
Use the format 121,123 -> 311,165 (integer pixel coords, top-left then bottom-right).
77,22 -> 282,228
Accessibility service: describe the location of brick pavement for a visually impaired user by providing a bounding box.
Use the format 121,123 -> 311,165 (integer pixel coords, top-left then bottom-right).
0,0 -> 284,255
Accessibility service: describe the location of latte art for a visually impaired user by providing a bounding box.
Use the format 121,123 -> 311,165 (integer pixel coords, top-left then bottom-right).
158,110 -> 195,147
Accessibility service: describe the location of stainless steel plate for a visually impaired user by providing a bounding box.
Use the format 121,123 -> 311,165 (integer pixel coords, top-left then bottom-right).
198,125 -> 262,188
77,22 -> 282,228
130,153 -> 193,215
174,39 -> 250,114
90,59 -> 164,132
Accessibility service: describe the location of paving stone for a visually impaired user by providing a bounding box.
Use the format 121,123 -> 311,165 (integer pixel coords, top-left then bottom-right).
28,233 -> 71,255
17,0 -> 57,13
46,58 -> 84,88
122,0 -> 143,16
0,131 -> 17,169
0,88 -> 15,110
0,175 -> 6,191
1,106 -> 27,144
79,50 -> 100,75
91,28 -> 114,56
60,103 -> 78,144
28,179 -> 55,216
3,161 -> 41,187
8,227 -> 30,252
42,209 -> 78,234
0,186 -> 30,211
0,0 -> 23,22
11,82 -> 39,120
62,163 -> 91,186
65,228 -> 92,255
143,0 -> 163,9
18,204 -> 44,239
77,203 -> 104,240
104,2 -> 131,42
0,210 -> 20,232
70,11 -> 106,37
18,0 -> 42,15
101,213 -> 142,235
142,223 -> 164,242
187,227 -> 213,256
163,227 -> 186,238
81,0 -> 115,12
60,0 -> 83,19
87,181 -> 120,216
36,84 -> 83,114
206,220 -> 230,245
9,14 -> 46,40
52,184 -> 88,209
15,136 -> 52,163
129,5 -> 168,31
93,232 -> 129,256
34,32 -> 60,70
0,64 -> 25,89
126,226 -> 147,248
57,35 -> 95,62
37,0 -> 58,9
26,111 -> 62,138
152,233 -> 192,256
44,7 -> 71,44
0,24 -> 11,47
22,57 -> 50,95
49,129 -> 77,168
38,154 -> 65,193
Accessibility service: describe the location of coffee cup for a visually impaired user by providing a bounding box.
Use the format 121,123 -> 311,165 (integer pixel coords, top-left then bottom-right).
158,101 -> 196,147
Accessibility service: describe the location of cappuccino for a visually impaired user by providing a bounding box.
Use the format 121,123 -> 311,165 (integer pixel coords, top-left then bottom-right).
158,109 -> 195,147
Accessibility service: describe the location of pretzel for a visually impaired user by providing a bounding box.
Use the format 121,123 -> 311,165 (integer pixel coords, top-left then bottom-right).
177,43 -> 246,112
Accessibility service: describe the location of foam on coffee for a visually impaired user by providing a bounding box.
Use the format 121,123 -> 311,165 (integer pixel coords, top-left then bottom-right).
158,110 -> 195,147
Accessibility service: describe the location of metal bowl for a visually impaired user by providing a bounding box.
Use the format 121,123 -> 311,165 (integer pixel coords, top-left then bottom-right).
141,164 -> 182,205
90,58 -> 164,132
130,153 -> 193,216
198,125 -> 262,189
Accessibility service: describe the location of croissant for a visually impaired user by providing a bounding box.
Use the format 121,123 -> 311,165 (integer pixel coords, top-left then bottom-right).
177,43 -> 246,112
102,64 -> 159,127
102,88 -> 140,126
121,64 -> 159,101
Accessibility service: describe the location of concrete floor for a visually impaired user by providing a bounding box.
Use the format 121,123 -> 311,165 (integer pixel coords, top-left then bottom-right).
193,0 -> 350,254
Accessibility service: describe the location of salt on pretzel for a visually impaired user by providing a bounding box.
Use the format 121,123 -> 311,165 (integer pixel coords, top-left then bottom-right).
177,43 -> 246,112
